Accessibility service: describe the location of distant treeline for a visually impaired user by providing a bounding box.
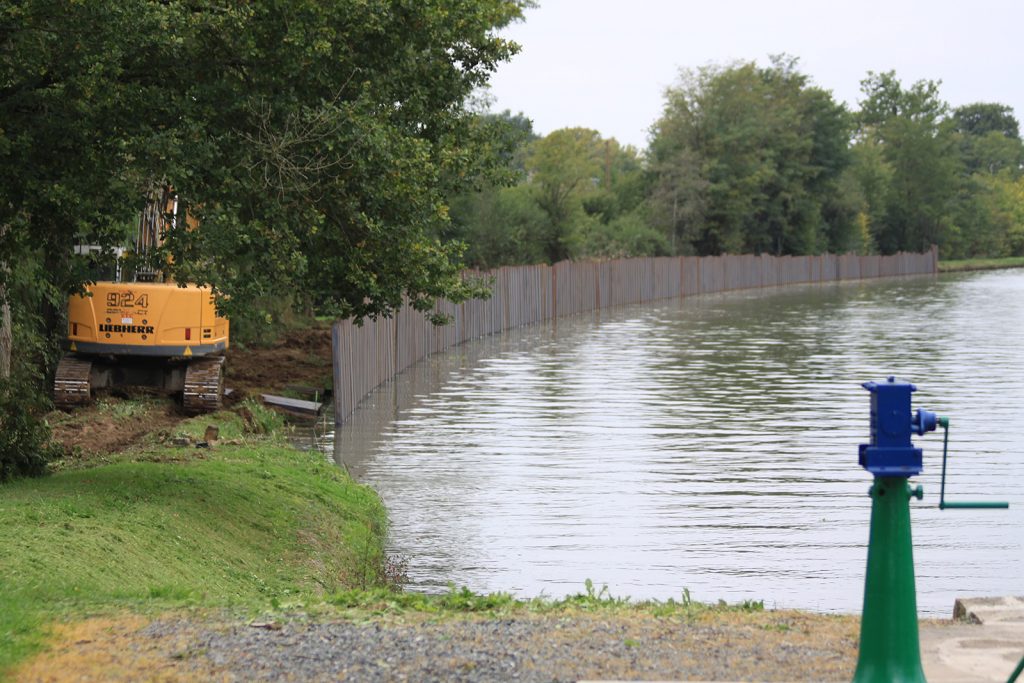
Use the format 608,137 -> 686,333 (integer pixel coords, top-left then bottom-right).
447,56 -> 1024,266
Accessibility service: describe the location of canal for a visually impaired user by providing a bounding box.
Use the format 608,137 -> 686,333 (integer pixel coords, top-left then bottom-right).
325,269 -> 1024,615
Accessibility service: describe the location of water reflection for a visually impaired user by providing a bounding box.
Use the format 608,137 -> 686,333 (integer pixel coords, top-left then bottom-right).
328,271 -> 1024,614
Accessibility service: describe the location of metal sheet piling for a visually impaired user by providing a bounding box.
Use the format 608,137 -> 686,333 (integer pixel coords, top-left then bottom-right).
332,249 -> 938,426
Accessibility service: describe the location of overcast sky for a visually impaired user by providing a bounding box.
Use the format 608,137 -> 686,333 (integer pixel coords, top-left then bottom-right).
487,0 -> 1024,150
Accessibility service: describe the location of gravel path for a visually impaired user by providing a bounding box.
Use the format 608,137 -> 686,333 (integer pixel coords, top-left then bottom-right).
15,610 -> 860,682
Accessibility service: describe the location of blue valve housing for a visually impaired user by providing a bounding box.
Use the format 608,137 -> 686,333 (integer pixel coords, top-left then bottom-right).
859,377 -> 937,477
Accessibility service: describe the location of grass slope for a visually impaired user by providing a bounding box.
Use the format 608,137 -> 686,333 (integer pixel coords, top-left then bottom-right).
0,407 -> 388,676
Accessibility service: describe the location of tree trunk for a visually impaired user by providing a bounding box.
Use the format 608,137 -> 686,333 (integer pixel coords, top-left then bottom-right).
1,222 -> 10,380
0,281 -> 10,380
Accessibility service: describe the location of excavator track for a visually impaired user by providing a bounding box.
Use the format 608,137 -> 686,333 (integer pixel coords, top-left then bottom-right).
54,356 -> 93,409
183,356 -> 225,415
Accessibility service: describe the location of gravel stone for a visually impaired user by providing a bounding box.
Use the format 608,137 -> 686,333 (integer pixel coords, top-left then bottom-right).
124,611 -> 857,682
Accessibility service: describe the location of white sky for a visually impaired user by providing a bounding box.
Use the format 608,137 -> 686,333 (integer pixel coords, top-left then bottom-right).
487,0 -> 1024,150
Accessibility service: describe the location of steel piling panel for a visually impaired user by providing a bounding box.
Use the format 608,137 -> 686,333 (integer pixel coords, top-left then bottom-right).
332,249 -> 938,425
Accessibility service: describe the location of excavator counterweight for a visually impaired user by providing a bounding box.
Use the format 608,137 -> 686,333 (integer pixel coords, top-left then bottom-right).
55,187 -> 229,413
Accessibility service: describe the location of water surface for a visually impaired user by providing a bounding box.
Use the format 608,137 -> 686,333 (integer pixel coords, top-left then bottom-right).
328,270 -> 1024,615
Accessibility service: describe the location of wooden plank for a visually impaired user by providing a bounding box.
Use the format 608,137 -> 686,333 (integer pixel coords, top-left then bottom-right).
262,393 -> 322,416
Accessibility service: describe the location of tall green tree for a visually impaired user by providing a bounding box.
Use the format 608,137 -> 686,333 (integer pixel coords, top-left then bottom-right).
946,103 -> 1024,256
648,57 -> 853,256
525,127 -> 605,262
448,184 -> 549,267
1,0 -> 529,327
574,137 -> 662,259
444,109 -> 544,268
845,136 -> 894,253
854,71 -> 959,254
951,103 -> 1020,140
451,123 -> 659,266
950,103 -> 1023,183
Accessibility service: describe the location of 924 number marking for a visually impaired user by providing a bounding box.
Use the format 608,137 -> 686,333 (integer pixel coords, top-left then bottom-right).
105,292 -> 149,308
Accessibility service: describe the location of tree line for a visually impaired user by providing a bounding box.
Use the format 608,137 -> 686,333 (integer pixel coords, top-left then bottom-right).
447,56 -> 1024,268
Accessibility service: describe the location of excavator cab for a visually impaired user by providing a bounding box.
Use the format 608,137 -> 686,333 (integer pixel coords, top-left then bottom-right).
55,188 -> 229,414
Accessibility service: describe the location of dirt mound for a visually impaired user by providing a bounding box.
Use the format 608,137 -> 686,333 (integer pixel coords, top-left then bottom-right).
226,325 -> 333,395
48,395 -> 183,460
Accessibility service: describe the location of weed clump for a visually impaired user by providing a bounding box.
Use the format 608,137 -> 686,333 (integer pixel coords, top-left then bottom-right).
325,579 -> 767,620
238,399 -> 287,436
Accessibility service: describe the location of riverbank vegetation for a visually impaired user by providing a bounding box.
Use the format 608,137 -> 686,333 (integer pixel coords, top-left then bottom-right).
449,61 -> 1024,268
938,256 -> 1024,272
325,580 -> 768,618
0,404 -> 390,676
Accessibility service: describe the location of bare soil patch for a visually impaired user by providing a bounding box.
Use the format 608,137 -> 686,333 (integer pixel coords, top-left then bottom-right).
48,394 -> 183,461
225,324 -> 333,397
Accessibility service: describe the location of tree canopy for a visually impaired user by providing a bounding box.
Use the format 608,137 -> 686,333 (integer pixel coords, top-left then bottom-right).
449,61 -> 1023,267
0,0 -> 530,329
647,57 -> 855,256
447,123 -> 661,265
854,71 -> 959,254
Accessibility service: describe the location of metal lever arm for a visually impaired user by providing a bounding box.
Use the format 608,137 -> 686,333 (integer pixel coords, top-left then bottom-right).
938,417 -> 1009,510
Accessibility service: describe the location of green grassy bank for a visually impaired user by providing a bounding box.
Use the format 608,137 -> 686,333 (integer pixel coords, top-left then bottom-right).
0,407 -> 389,676
939,256 -> 1024,272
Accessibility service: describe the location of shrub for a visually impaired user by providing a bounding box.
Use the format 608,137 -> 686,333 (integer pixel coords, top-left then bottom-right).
0,379 -> 62,482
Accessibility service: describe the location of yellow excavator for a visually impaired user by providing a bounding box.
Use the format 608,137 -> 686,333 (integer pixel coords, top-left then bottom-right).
54,187 -> 229,414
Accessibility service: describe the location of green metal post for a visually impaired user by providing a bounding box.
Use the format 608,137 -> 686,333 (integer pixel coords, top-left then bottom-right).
853,476 -> 927,683
1007,653 -> 1024,683
1009,653 -> 1024,683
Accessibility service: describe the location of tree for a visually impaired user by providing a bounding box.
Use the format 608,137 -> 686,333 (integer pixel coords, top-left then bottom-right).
525,128 -> 605,262
951,103 -> 1021,139
514,128 -> 655,263
578,210 -> 670,259
164,1 -> 529,324
846,137 -> 894,253
449,123 -> 656,266
1,224 -> 9,380
646,145 -> 709,254
1,0 -> 529,324
800,86 -> 857,253
1005,176 -> 1024,255
0,0 -> 154,476
444,110 -> 544,268
854,71 -> 959,254
648,57 -> 853,256
946,104 -> 1024,256
448,184 -> 548,268
950,103 -> 1023,177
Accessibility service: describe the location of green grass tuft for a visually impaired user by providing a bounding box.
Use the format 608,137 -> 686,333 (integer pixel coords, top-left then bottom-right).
0,412 -> 388,676
325,581 -> 767,621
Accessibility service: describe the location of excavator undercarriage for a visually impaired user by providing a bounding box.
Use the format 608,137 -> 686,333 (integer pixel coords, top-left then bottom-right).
54,354 -> 225,414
